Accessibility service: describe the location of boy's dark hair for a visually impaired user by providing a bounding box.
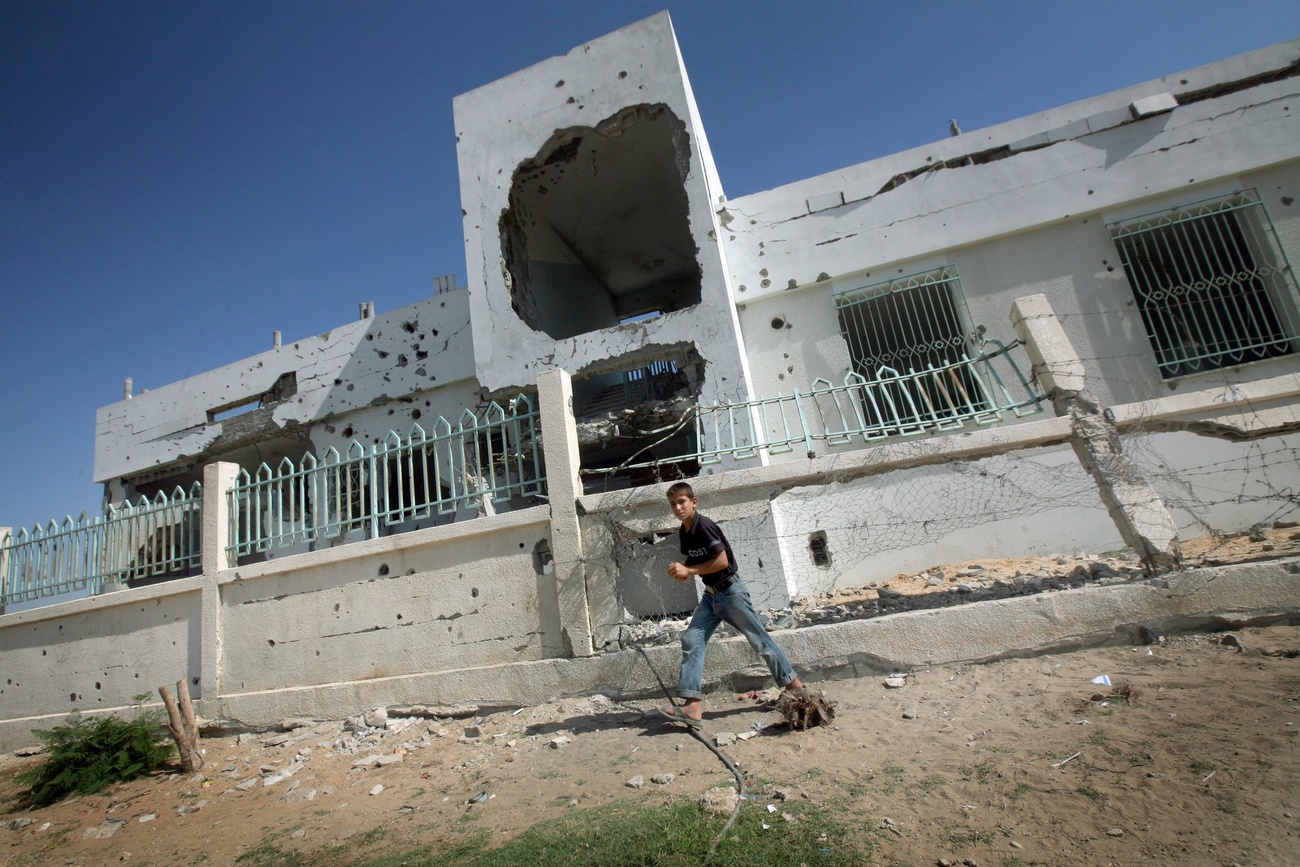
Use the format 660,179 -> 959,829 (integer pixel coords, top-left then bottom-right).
666,481 -> 696,500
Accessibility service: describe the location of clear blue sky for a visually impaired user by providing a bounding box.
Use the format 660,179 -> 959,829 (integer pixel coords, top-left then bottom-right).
2,0 -> 1297,531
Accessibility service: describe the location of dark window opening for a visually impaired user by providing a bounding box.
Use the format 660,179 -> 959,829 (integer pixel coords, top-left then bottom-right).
809,531 -> 832,567
500,104 -> 701,340
1110,190 -> 1300,379
834,267 -> 989,430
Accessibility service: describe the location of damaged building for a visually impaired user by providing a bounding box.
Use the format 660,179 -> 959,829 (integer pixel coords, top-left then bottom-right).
3,13 -> 1299,743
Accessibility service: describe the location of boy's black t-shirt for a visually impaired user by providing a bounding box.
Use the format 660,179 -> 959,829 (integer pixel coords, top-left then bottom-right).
679,514 -> 738,586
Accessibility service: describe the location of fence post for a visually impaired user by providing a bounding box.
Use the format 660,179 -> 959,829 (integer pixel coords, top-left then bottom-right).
536,368 -> 595,657
0,527 -> 8,616
1011,294 -> 1180,571
199,462 -> 240,710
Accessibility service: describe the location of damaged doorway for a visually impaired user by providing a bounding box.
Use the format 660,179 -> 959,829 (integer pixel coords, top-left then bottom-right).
500,104 -> 702,340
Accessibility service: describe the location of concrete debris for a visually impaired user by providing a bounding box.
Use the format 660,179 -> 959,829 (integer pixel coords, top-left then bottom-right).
700,787 -> 739,816
625,775 -> 645,789
83,822 -> 122,839
363,708 -> 389,729
7,818 -> 31,831
369,784 -> 384,796
714,732 -> 737,746
549,736 -> 571,749
650,773 -> 675,785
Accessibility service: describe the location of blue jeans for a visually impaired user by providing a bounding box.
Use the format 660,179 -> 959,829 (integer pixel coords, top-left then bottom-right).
677,576 -> 797,700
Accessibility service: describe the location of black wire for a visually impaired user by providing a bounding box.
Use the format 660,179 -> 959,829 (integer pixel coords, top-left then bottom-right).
633,646 -> 749,857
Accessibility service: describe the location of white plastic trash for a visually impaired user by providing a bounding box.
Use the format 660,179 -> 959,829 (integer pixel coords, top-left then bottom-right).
1090,675 -> 1111,686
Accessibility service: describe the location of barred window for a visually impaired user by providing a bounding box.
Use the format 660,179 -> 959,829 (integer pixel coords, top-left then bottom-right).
834,266 -> 988,427
1109,190 -> 1300,379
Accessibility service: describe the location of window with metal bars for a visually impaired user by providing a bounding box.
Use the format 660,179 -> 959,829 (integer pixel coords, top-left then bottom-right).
834,266 -> 988,427
1109,190 -> 1300,379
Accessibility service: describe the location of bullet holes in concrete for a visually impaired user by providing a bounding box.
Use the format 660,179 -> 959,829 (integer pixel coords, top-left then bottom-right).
378,563 -> 390,576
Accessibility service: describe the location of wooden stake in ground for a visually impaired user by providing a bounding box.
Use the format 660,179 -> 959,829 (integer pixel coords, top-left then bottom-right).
158,680 -> 204,773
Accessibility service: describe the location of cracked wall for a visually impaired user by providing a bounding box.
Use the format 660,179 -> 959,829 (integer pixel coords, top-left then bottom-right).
454,12 -> 758,419
499,104 -> 701,340
95,288 -> 478,505
0,586 -> 201,723
220,513 -> 557,693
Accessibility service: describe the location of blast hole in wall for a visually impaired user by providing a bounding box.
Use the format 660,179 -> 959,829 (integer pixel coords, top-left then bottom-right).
809,531 -> 832,567
500,104 -> 700,339
378,563 -> 390,576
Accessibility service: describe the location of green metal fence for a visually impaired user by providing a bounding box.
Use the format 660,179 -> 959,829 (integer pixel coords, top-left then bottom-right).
1,484 -> 204,607
228,395 -> 546,559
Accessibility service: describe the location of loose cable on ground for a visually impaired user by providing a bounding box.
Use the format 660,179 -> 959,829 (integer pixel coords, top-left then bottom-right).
634,646 -> 748,857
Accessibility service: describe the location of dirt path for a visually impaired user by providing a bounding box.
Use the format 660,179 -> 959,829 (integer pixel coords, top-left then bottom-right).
3,619 -> 1298,866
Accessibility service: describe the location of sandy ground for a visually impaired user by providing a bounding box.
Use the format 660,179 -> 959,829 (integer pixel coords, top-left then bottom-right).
2,533 -> 1299,867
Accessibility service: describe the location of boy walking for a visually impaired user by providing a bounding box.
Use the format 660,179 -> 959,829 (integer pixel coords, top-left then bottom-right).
658,482 -> 804,728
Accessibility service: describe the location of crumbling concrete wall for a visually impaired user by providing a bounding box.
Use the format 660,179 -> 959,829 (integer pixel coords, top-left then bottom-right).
723,40 -> 1300,417
0,580 -> 201,730
454,12 -> 758,422
220,507 -> 556,694
95,288 -> 477,498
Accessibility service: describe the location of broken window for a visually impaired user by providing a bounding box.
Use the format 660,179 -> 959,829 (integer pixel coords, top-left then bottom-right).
499,104 -> 701,340
1109,190 -> 1300,378
574,351 -> 702,493
834,266 -> 989,429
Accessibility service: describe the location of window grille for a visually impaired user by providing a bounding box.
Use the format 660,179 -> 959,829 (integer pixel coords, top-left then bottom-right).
1109,190 -> 1300,378
834,266 -> 988,427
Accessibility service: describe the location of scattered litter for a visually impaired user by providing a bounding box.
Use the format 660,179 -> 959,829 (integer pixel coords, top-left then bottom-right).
369,784 -> 384,796
761,822 -> 771,830
512,708 -> 524,716
884,674 -> 907,689
1051,752 -> 1081,769
766,804 -> 777,813
1091,675 -> 1111,686
1202,770 -> 1216,783
466,790 -> 489,804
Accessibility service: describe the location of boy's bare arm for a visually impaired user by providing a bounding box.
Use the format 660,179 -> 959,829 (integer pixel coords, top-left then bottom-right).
667,550 -> 729,581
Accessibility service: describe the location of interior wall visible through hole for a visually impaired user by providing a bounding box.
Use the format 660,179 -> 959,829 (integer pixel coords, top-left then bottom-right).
500,104 -> 702,341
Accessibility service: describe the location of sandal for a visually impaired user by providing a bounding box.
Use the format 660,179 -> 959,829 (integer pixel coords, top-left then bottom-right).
656,706 -> 704,729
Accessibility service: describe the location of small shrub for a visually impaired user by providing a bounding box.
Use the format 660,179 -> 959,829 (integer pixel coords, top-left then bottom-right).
16,699 -> 174,807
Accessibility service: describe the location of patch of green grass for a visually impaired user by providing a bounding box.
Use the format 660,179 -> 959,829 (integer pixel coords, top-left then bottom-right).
357,827 -> 390,846
906,775 -> 948,799
941,827 -> 994,849
960,759 -> 998,783
357,798 -> 869,866
803,767 -> 824,781
235,840 -> 314,867
876,763 -> 906,795
537,770 -> 562,780
1215,798 -> 1237,814
1191,760 -> 1217,775
1088,732 -> 1109,748
1077,786 -> 1102,803
1128,753 -> 1153,768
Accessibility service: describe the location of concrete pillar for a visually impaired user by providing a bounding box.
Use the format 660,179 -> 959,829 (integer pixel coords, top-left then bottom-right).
1011,294 -> 1181,572
536,368 -> 595,657
199,462 -> 240,707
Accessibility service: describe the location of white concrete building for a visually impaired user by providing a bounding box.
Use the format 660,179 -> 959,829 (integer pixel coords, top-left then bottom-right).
94,14 -> 1300,594
3,12 -> 1299,748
